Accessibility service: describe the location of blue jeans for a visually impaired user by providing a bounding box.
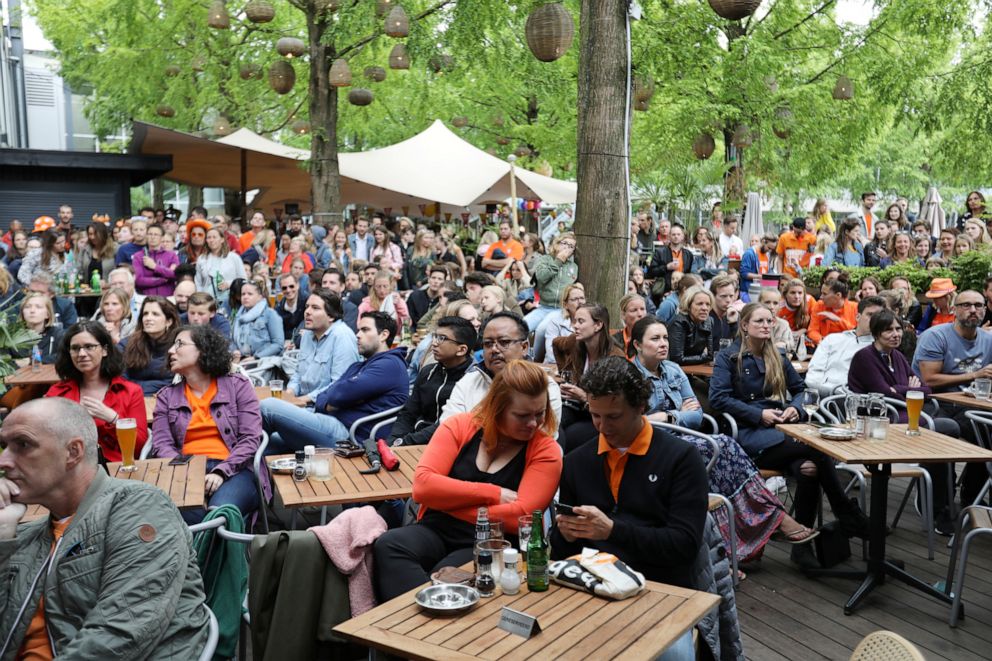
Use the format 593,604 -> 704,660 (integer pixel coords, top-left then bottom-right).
524,304 -> 556,332
182,458 -> 260,525
657,630 -> 694,661
260,397 -> 350,454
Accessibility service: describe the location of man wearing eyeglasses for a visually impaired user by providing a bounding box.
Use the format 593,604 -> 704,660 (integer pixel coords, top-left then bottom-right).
439,312 -> 562,436
389,317 -> 475,446
274,273 -> 304,349
915,289 -> 992,532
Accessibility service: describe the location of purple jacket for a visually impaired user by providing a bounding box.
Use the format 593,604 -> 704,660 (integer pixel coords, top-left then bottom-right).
152,373 -> 270,501
848,344 -> 932,423
132,247 -> 179,296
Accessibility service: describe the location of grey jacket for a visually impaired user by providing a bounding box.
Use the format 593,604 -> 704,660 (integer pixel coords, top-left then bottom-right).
693,514 -> 744,661
0,470 -> 210,660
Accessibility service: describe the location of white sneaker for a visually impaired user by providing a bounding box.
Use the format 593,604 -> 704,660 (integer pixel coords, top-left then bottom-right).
766,476 -> 787,494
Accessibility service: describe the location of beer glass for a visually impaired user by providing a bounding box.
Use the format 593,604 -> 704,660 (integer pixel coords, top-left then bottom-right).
905,391 -> 924,436
269,380 -> 284,399
974,378 -> 992,401
116,417 -> 137,472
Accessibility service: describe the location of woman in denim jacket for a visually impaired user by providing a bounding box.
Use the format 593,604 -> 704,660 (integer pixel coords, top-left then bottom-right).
231,279 -> 284,361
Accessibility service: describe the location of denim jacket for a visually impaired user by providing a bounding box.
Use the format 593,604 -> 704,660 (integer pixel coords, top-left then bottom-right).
633,356 -> 703,430
287,321 -> 360,400
231,304 -> 284,358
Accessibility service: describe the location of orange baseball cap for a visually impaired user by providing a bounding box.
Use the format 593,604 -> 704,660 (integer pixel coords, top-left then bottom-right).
33,216 -> 55,233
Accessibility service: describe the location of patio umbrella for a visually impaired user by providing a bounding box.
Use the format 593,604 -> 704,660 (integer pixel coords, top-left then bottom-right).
741,192 -> 764,242
919,187 -> 945,237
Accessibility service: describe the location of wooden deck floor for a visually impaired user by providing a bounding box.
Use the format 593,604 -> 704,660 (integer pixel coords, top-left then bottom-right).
738,481 -> 992,660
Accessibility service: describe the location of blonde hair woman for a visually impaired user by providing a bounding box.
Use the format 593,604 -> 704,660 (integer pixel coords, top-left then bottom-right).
812,198 -> 834,234
540,282 -> 585,363
357,269 -> 409,334
478,284 -> 508,319
99,287 -> 136,345
408,229 -> 436,287
667,285 -> 716,365
18,292 -> 62,363
963,218 -> 992,246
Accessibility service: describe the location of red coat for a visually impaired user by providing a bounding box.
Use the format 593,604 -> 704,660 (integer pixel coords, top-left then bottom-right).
45,376 -> 149,462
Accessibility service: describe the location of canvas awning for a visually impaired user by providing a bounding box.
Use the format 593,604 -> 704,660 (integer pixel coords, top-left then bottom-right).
129,119 -> 576,215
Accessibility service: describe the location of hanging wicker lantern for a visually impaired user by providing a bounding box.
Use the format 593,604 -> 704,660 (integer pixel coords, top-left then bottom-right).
268,60 -> 295,94
239,63 -> 262,80
833,76 -> 854,100
245,1 -> 275,23
428,54 -> 454,73
633,76 -> 654,103
316,0 -> 341,13
207,0 -> 230,29
385,5 -> 409,38
213,116 -> 234,136
633,99 -> 651,112
492,115 -> 505,128
388,43 -> 410,70
156,105 -> 176,118
376,0 -> 393,18
291,119 -> 311,135
535,160 -> 553,177
772,106 -> 793,139
525,3 -> 575,62
764,75 -> 779,93
731,124 -> 754,148
277,37 -> 306,59
496,136 -> 510,146
191,55 -> 206,72
164,64 -> 181,77
452,116 -> 469,128
329,59 -> 352,87
348,88 -> 373,106
514,145 -> 532,158
364,66 -> 386,82
707,0 -> 762,21
692,133 -> 715,160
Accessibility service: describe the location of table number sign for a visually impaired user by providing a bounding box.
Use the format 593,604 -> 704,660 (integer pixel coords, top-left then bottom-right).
498,606 -> 542,638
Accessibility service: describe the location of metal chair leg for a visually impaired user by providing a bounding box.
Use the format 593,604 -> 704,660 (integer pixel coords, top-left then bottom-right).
711,493 -> 738,588
891,479 -> 916,530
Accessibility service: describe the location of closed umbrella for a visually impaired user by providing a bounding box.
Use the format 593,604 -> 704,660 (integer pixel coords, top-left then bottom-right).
741,192 -> 764,243
919,187 -> 945,237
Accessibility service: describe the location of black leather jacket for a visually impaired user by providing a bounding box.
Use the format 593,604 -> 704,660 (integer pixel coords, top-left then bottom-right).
668,313 -> 712,365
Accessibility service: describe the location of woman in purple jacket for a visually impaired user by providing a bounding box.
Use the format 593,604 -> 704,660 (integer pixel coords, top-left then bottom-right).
152,323 -> 269,524
131,223 -> 179,296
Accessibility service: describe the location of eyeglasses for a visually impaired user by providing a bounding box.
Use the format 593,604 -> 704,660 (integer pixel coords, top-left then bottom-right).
431,334 -> 462,347
172,339 -> 195,349
559,242 -> 576,249
482,338 -> 526,351
956,302 -> 986,310
69,343 -> 101,355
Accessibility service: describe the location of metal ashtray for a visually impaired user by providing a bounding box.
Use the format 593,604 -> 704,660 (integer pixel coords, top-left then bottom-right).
268,458 -> 297,474
415,584 -> 480,615
818,427 -> 858,441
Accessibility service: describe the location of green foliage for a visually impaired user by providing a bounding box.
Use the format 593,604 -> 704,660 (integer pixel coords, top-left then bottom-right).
0,317 -> 42,391
804,260 -> 958,294
948,248 -> 992,293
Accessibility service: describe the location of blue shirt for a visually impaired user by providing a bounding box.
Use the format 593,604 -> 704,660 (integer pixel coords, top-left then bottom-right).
633,356 -> 703,430
912,323 -> 992,392
289,320 -> 360,400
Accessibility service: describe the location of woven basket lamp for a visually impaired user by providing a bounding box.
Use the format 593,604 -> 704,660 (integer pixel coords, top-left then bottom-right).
772,106 -> 793,139
156,105 -> 176,118
207,0 -> 230,29
389,44 -> 410,70
525,3 -> 575,62
633,99 -> 651,112
707,0 -> 762,21
317,0 -> 341,13
429,54 -> 454,73
496,136 -> 510,146
376,0 -> 393,18
364,66 -> 387,82
164,64 -> 181,77
385,5 -> 409,38
239,63 -> 262,80
245,1 -> 275,23
191,55 -> 206,72
452,116 -> 469,128
291,120 -> 311,135
277,37 -> 306,59
514,145 -> 532,158
348,88 -> 373,106
213,116 -> 233,136
633,76 -> 654,103
329,59 -> 352,87
693,133 -> 716,160
268,60 -> 295,94
833,76 -> 854,100
731,124 -> 754,148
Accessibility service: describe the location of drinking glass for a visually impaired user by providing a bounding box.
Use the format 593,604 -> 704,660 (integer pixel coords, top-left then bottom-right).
974,378 -> 992,401
310,448 -> 334,481
867,416 -> 889,442
517,515 -> 532,554
269,380 -> 284,399
476,539 -> 511,582
489,518 -> 504,541
719,338 -> 732,352
116,417 -> 137,473
905,391 -> 924,436
844,394 -> 863,430
802,389 -> 820,422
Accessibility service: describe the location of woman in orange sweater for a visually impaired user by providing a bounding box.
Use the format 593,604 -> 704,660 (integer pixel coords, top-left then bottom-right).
373,360 -> 562,601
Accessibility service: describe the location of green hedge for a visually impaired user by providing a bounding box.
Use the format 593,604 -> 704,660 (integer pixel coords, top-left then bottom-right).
802,261 -> 958,294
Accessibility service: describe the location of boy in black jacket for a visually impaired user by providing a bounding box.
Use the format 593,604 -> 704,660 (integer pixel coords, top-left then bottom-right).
551,356 -> 708,589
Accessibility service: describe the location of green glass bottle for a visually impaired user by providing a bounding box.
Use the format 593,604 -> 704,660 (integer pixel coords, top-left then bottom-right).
526,510 -> 548,591
91,270 -> 101,293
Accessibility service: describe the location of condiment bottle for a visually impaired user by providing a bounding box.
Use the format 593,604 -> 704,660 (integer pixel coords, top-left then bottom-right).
500,549 -> 520,595
476,551 -> 495,597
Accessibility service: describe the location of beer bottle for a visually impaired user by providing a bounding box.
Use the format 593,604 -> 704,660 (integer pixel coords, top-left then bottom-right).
526,510 -> 549,591
475,507 -> 490,545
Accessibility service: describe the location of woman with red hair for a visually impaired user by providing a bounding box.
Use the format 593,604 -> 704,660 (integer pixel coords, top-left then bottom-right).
373,359 -> 563,601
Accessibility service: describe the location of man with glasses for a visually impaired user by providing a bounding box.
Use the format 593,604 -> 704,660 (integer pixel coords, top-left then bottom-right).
274,273 -> 304,349
388,317 -> 475,446
915,289 -> 992,532
440,312 -> 562,435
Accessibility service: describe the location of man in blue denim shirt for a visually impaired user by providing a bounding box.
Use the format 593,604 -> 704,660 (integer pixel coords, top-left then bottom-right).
284,289 -> 359,403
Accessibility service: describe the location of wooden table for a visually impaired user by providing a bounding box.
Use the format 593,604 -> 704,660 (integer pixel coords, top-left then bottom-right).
4,363 -> 59,387
268,445 -> 424,508
779,423 -> 992,615
682,360 -> 809,379
22,456 -> 207,522
932,391 -> 992,413
334,573 -> 720,660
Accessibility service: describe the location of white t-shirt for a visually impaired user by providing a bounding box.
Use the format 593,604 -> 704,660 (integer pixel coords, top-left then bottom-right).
353,233 -> 370,261
719,233 -> 744,259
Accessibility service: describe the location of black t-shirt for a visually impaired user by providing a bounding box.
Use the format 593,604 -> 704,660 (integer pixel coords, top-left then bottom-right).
420,430 -> 527,547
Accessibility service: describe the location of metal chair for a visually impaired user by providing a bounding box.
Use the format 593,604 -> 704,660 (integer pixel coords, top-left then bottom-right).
348,405 -> 406,444
139,431 -> 154,460
964,411 -> 992,507
849,630 -> 926,660
650,420 -> 738,587
944,505 -> 992,627
197,605 -> 219,661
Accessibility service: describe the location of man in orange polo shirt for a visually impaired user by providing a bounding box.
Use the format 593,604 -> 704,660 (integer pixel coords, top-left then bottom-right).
550,356 -> 707,592
777,218 -> 816,279
808,278 -> 858,345
481,221 -> 523,274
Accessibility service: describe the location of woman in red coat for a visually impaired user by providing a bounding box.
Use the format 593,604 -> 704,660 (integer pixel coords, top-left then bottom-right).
46,320 -> 148,462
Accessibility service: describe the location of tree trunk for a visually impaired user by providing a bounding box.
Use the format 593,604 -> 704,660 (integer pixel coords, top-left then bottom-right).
306,8 -> 341,228
151,178 -> 165,209
574,0 -> 630,317
187,185 -> 203,212
723,128 -> 745,207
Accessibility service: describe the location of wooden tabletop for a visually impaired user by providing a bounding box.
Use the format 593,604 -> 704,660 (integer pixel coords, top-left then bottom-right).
932,391 -> 992,412
22,456 -> 207,522
4,363 -> 59,387
333,571 -> 720,661
682,361 -> 809,378
779,423 -> 992,464
269,445 -> 424,508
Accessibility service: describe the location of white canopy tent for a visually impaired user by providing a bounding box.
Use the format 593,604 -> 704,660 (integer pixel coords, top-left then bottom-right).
130,119 -> 576,216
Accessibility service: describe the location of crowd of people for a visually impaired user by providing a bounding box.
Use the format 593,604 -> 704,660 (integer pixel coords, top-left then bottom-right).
1,193 -> 990,659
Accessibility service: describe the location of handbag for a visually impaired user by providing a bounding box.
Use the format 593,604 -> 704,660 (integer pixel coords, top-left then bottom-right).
813,521 -> 851,568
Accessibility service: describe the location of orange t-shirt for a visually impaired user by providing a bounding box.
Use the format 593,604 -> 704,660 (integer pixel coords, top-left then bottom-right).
864,213 -> 873,237
484,239 -> 524,261
776,232 -> 816,278
807,299 -> 857,345
182,381 -> 230,460
932,312 -> 955,328
18,516 -> 73,661
671,247 -> 685,273
757,250 -> 769,274
597,417 -> 652,501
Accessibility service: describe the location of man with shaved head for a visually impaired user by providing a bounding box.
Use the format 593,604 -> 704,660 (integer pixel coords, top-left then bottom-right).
0,399 -> 210,658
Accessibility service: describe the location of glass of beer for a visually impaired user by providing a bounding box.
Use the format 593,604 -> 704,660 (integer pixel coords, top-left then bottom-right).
906,391 -> 924,436
269,380 -> 284,399
116,417 -> 138,472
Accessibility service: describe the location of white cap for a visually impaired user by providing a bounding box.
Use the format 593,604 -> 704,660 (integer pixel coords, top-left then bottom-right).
504,549 -> 518,563
304,445 -> 315,456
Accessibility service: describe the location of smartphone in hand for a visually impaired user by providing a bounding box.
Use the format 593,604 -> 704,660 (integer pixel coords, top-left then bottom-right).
554,502 -> 577,517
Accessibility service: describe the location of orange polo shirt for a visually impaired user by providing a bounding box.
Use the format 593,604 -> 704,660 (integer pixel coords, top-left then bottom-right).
182,380 -> 230,460
484,239 -> 524,261
18,516 -> 73,661
776,232 -> 816,278
597,417 -> 652,501
807,299 -> 857,345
